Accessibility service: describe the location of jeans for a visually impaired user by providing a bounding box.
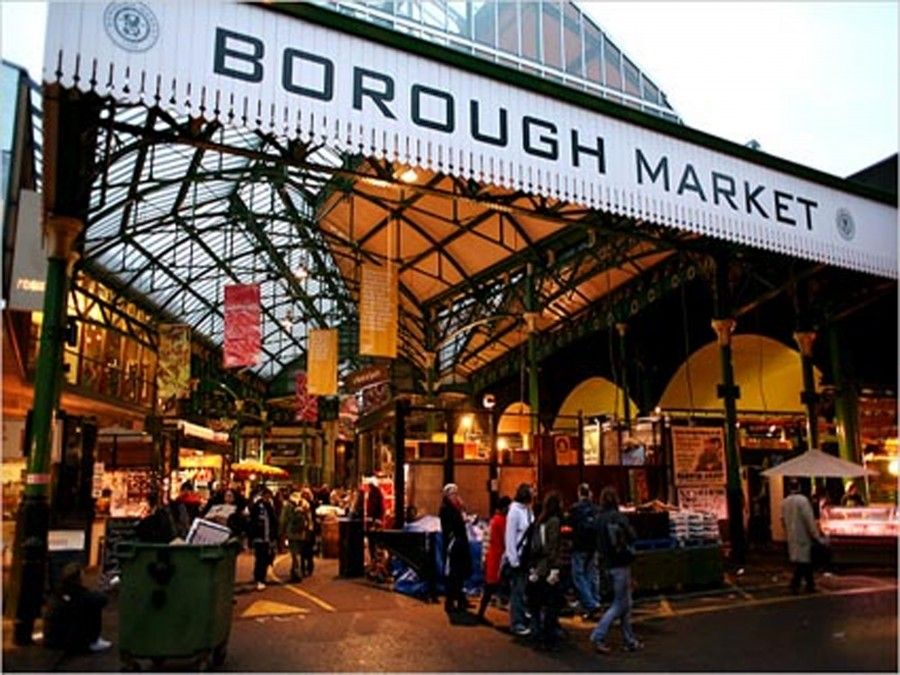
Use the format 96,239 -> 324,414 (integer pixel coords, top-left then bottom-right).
509,566 -> 528,630
590,566 -> 636,647
571,550 -> 600,612
288,540 -> 303,579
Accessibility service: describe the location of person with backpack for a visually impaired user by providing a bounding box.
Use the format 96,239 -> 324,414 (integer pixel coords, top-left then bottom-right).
280,490 -> 313,582
590,486 -> 643,654
528,492 -> 565,651
502,483 -> 535,637
569,483 -> 602,620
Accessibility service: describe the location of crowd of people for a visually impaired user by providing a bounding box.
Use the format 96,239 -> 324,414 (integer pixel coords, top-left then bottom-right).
439,481 -> 642,655
135,480 -> 344,590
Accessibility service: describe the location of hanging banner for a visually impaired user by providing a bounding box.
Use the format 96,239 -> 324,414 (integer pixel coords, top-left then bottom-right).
223,283 -> 260,369
671,426 -> 727,486
295,372 -> 318,423
157,323 -> 191,400
359,264 -> 398,358
44,3 -> 897,278
307,328 -> 338,395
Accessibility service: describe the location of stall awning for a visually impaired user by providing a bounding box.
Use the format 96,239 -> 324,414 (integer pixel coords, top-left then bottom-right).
44,2 -> 896,279
761,449 -> 875,478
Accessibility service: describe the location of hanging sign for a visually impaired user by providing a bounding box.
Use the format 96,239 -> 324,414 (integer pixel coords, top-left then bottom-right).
359,264 -> 398,358
157,323 -> 191,400
307,328 -> 338,395
345,364 -> 391,394
671,427 -> 727,486
223,283 -> 261,369
8,190 -> 48,312
295,372 -> 318,423
43,3 -> 897,278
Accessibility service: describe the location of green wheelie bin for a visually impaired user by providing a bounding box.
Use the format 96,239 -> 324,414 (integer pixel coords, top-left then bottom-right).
116,541 -> 239,671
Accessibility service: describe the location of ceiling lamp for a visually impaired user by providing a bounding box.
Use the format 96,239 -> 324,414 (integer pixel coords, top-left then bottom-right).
396,168 -> 418,184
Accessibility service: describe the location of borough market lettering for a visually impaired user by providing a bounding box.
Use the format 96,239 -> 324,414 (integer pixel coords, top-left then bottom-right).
214,28 -> 818,231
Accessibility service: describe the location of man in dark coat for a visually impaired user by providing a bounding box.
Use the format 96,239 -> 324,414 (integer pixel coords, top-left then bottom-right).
247,487 -> 278,590
439,483 -> 472,616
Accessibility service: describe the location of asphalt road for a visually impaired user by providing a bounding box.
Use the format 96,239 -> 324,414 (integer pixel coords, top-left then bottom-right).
8,554 -> 896,672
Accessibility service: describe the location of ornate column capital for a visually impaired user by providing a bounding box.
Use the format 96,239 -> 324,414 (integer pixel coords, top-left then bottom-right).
45,215 -> 83,260
793,331 -> 817,358
711,318 -> 736,347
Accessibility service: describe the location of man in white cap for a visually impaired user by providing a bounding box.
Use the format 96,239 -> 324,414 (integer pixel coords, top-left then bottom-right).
439,483 -> 472,616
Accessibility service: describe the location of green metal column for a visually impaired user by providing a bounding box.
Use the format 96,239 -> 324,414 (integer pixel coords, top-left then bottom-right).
712,258 -> 746,565
794,331 -> 820,450
525,267 -> 540,435
828,325 -> 859,463
13,216 -> 82,644
616,323 -> 631,428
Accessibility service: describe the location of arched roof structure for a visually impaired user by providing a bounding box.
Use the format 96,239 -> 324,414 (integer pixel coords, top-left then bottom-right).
659,334 -> 824,413
553,376 -> 637,430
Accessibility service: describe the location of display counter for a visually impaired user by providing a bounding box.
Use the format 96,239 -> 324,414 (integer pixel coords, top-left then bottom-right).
820,505 -> 898,567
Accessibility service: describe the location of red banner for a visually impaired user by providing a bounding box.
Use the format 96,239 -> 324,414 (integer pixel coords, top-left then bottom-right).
223,284 -> 261,368
295,372 -> 318,423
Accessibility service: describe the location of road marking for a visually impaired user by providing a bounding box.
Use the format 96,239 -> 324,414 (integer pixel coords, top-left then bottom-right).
269,559 -> 338,613
241,600 -> 310,619
280,583 -> 337,613
632,584 -> 897,624
658,597 -> 676,617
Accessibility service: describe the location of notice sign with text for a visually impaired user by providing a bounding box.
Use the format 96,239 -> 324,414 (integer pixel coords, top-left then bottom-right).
359,264 -> 398,358
677,486 -> 728,520
307,328 -> 338,396
223,284 -> 261,368
671,426 -> 726,486
157,324 -> 191,400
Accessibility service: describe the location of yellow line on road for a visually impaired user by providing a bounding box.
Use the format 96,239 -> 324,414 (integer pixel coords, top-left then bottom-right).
633,584 -> 896,624
269,556 -> 337,613
280,583 -> 337,613
658,597 -> 676,617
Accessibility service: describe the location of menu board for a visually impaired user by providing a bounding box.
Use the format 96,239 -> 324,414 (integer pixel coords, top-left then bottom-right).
101,517 -> 140,578
671,427 -> 726,486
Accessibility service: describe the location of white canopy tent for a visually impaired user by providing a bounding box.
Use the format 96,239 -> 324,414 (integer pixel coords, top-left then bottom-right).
761,449 -> 875,478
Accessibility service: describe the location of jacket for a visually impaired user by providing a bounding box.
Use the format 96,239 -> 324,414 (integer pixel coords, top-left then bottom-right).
531,516 -> 562,578
484,512 -> 507,584
439,498 -> 472,580
280,498 -> 313,542
782,493 -> 820,563
569,498 -> 599,553
248,499 -> 278,543
597,507 -> 636,569
502,501 -> 533,569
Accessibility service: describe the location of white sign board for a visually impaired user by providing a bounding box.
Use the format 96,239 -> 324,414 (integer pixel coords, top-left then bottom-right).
43,3 -> 896,278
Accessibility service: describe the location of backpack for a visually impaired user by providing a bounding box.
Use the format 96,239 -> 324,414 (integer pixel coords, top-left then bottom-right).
517,520 -> 537,570
572,502 -> 600,552
604,515 -> 636,566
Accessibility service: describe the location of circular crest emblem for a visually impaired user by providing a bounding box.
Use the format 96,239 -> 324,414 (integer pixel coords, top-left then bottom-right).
835,208 -> 856,242
104,3 -> 159,53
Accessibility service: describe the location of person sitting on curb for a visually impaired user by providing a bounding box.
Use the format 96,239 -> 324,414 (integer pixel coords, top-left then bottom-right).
43,562 -> 111,653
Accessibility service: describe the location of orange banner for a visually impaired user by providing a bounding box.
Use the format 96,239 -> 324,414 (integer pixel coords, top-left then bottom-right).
307,328 -> 338,396
359,263 -> 398,358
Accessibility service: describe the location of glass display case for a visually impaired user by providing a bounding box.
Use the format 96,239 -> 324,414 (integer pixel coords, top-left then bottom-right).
820,505 -> 899,538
